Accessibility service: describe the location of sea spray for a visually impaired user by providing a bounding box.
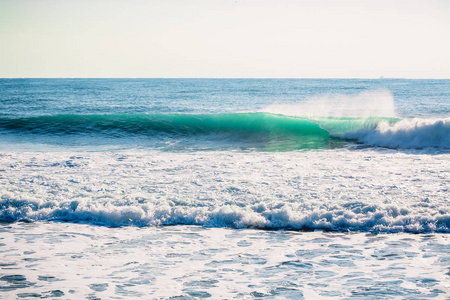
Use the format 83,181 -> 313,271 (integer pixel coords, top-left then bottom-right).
262,89 -> 397,118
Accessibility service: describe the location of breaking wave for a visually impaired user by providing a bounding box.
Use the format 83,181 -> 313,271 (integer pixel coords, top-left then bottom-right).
0,113 -> 448,150
340,118 -> 450,149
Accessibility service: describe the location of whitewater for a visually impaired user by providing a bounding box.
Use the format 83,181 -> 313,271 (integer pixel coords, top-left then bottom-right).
0,79 -> 449,299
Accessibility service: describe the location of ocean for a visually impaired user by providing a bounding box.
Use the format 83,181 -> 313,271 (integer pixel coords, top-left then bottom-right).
0,78 -> 449,299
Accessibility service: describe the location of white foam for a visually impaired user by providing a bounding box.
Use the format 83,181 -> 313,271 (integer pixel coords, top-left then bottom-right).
1,150 -> 448,233
342,118 -> 450,149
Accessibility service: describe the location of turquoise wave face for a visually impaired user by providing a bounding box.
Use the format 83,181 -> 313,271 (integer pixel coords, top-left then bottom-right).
0,113 -> 332,151
314,116 -> 399,135
0,112 -> 327,135
0,113 -> 448,151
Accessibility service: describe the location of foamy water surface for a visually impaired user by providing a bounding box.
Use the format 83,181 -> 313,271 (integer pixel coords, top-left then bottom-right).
1,223 -> 449,299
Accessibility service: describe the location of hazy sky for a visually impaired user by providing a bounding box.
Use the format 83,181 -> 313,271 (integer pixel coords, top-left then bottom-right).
1,0 -> 449,78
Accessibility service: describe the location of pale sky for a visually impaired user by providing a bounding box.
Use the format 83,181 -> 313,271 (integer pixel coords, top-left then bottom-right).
1,0 -> 449,78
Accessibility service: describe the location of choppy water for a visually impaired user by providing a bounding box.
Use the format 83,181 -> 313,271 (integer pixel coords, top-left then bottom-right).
0,79 -> 449,298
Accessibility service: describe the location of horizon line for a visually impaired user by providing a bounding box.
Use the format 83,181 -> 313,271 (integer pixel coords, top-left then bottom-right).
1,77 -> 449,80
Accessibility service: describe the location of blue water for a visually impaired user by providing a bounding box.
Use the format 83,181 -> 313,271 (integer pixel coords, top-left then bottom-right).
2,78 -> 449,117
1,78 -> 449,151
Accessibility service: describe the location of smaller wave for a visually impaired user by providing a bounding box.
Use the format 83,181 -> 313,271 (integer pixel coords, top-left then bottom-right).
1,199 -> 448,233
338,118 -> 450,149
